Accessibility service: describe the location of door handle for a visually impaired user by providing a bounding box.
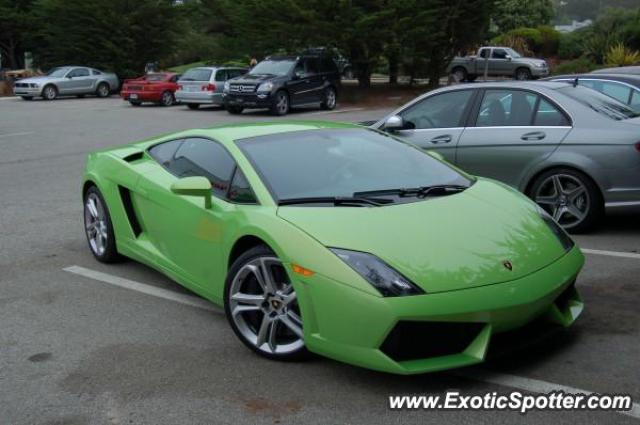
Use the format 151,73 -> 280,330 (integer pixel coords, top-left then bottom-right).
521,131 -> 546,141
429,135 -> 452,144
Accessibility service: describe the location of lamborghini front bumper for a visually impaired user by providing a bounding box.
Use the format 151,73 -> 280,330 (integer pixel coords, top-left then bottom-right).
291,246 -> 584,374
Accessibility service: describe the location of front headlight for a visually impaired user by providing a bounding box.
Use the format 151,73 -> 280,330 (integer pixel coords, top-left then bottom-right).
257,82 -> 274,92
330,248 -> 424,297
536,62 -> 546,68
537,205 -> 574,252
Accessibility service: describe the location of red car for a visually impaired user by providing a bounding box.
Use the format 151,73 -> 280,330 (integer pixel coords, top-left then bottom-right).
121,72 -> 180,106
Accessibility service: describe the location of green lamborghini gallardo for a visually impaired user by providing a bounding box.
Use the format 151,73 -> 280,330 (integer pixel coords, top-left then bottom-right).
82,121 -> 584,374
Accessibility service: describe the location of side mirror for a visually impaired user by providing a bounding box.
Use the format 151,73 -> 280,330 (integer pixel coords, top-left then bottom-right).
505,55 -> 512,61
382,115 -> 405,131
170,176 -> 212,209
293,70 -> 304,80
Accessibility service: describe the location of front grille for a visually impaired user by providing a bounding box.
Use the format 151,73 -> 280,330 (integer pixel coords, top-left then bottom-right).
380,321 -> 485,362
15,83 -> 28,88
229,84 -> 256,93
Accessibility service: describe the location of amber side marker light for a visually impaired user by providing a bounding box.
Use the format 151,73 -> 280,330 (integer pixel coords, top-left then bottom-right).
292,264 -> 315,277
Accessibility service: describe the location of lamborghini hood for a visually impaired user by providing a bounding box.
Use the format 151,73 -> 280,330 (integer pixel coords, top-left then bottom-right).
277,180 -> 568,294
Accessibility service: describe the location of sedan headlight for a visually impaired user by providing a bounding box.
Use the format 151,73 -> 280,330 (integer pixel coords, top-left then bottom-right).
330,248 -> 424,297
536,62 -> 546,68
257,82 -> 274,92
537,205 -> 574,252
223,81 -> 231,92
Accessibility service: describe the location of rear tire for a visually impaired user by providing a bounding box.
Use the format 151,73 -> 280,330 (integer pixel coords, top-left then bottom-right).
83,185 -> 122,263
528,168 -> 603,233
159,91 -> 174,106
96,82 -> 110,98
452,67 -> 468,82
320,86 -> 337,110
187,103 -> 200,110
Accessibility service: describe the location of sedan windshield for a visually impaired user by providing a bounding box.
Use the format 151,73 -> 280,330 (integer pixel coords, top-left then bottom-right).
236,128 -> 472,204
249,60 -> 295,76
505,48 -> 521,58
558,85 -> 640,120
47,68 -> 69,77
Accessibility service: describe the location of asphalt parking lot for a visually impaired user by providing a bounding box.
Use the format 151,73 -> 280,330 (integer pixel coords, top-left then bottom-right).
0,95 -> 639,425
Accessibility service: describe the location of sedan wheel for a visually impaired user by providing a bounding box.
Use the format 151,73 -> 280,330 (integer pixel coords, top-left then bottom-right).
531,169 -> 602,232
225,248 -> 306,359
515,68 -> 532,81
96,83 -> 110,98
160,91 -> 174,106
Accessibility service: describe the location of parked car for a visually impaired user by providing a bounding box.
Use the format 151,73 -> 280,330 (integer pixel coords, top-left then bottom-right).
448,47 -> 549,82
81,121 -> 582,374
545,74 -> 640,112
223,55 -> 340,115
591,65 -> 640,76
302,47 -> 353,79
13,66 -> 119,100
175,66 -> 247,110
120,72 -> 180,107
372,81 -> 640,232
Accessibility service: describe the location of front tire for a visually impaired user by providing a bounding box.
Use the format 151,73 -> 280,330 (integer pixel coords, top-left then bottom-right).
224,245 -> 307,361
515,68 -> 532,81
21,96 -> 33,101
96,82 -> 110,98
320,86 -> 337,110
42,85 -> 57,100
83,186 -> 121,263
528,168 -> 603,233
226,105 -> 244,114
129,100 -> 142,106
187,103 -> 200,110
270,90 -> 289,116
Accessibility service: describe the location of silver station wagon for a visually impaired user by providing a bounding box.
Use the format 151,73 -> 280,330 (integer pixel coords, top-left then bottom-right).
175,66 -> 247,110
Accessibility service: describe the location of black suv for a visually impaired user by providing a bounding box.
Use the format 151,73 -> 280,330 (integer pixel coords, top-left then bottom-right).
222,55 -> 340,115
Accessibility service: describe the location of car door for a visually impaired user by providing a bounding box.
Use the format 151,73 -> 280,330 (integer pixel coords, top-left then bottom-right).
455,88 -> 572,187
133,137 -> 237,294
287,58 -> 315,105
490,48 -> 512,76
67,68 -> 93,93
384,89 -> 477,162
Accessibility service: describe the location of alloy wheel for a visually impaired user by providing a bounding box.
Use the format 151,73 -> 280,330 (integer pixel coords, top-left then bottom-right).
161,92 -> 173,106
276,93 -> 288,115
97,84 -> 109,97
84,192 -> 108,256
325,88 -> 336,109
534,174 -> 589,228
43,86 -> 56,100
228,256 -> 304,355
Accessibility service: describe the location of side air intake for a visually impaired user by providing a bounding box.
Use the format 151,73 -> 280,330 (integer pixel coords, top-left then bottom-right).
118,186 -> 142,237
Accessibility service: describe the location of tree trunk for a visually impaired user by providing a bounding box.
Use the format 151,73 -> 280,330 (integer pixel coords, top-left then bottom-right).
388,54 -> 398,84
357,63 -> 372,88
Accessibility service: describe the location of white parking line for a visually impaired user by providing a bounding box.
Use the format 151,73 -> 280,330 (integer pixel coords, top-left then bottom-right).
63,265 -> 221,313
65,265 -> 637,419
455,369 -> 640,419
582,248 -> 640,260
0,131 -> 34,138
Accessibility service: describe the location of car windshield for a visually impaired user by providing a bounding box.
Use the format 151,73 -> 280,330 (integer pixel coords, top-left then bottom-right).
249,60 -> 296,76
505,48 -> 521,58
47,68 -> 69,77
179,68 -> 212,81
558,85 -> 640,120
236,128 -> 472,203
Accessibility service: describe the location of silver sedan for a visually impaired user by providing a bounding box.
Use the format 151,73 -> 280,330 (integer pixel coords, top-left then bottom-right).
373,81 -> 640,232
13,66 -> 119,100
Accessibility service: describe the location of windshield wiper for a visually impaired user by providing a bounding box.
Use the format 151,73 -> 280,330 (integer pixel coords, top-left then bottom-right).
278,196 -> 392,207
354,185 -> 468,199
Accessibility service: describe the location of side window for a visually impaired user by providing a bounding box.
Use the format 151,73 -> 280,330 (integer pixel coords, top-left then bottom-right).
92,70 -> 102,75
215,70 -> 227,82
534,98 -> 569,126
479,49 -> 489,59
149,139 -> 183,167
305,58 -> 320,75
170,75 -> 178,83
70,68 -> 89,77
399,90 -> 474,129
630,90 -> 640,111
228,168 -> 257,204
492,49 -> 508,59
150,138 -> 236,198
601,82 -> 632,104
319,58 -> 337,73
293,61 -> 304,76
476,89 -> 536,127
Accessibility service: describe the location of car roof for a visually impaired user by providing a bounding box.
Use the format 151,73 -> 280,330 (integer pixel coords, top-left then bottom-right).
435,81 -> 570,92
548,73 -> 640,84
